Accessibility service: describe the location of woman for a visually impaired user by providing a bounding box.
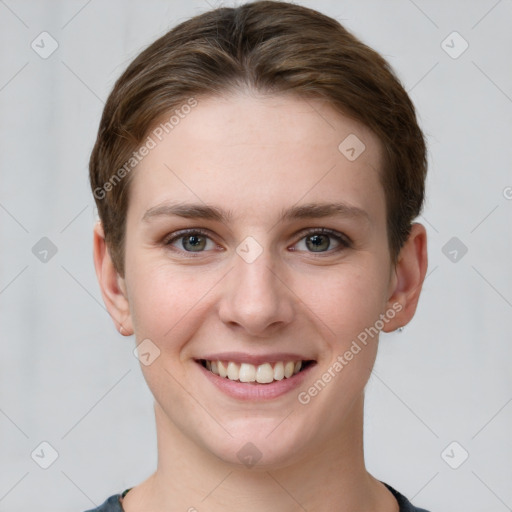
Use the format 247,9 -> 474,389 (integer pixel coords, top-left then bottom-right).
87,2 -> 430,510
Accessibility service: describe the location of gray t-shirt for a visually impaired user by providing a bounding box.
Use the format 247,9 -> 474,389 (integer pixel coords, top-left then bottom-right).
83,482 -> 431,511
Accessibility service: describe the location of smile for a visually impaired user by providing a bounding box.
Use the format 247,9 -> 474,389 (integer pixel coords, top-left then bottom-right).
200,359 -> 312,384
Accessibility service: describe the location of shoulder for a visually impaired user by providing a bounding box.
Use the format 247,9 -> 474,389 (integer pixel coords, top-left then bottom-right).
382,482 -> 432,512
82,489 -> 130,512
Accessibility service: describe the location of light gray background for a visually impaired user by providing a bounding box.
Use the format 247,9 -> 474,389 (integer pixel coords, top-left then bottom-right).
1,0 -> 511,511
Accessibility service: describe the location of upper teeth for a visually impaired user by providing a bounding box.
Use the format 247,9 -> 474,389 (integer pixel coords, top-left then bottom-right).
205,360 -> 303,383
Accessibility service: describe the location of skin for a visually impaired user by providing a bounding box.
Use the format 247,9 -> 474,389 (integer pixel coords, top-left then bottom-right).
94,90 -> 428,511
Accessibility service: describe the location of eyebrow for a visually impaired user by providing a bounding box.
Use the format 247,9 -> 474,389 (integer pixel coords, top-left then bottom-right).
142,201 -> 370,224
142,202 -> 231,223
280,203 -> 369,223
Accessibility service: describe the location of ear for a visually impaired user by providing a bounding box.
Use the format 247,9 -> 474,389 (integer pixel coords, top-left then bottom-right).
382,222 -> 428,332
93,222 -> 134,336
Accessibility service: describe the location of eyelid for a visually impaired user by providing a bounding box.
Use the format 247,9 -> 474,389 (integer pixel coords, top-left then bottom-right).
298,227 -> 352,243
290,227 -> 352,251
163,228 -> 222,255
163,227 -> 213,244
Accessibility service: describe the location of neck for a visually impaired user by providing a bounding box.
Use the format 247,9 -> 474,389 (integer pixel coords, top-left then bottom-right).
122,394 -> 398,512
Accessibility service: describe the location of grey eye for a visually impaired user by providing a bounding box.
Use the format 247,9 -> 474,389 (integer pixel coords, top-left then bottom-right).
166,231 -> 217,252
181,234 -> 207,251
305,234 -> 331,252
293,230 -> 348,254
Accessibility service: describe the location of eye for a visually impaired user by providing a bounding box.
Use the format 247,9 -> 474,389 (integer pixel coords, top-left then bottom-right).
164,229 -> 218,253
292,228 -> 351,253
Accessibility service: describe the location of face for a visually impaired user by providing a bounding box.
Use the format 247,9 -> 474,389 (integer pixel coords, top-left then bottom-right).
116,92 -> 402,468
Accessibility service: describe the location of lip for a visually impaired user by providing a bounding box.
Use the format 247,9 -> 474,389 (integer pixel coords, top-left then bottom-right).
199,352 -> 314,365
196,359 -> 316,401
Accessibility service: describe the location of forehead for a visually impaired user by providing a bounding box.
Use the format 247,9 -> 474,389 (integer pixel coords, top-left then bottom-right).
128,92 -> 385,224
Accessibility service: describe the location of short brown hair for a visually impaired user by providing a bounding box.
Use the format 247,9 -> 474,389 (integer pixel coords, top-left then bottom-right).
89,0 -> 427,275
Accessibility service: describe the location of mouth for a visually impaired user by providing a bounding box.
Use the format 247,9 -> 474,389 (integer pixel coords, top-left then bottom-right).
197,358 -> 316,385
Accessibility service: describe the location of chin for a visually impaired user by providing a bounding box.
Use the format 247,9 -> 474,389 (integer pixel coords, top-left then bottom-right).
201,420 -> 311,471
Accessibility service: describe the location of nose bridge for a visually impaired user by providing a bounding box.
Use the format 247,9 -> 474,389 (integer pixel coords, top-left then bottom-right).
218,243 -> 293,334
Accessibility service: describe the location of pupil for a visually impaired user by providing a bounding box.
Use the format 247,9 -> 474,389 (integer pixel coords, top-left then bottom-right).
184,235 -> 205,251
306,234 -> 329,252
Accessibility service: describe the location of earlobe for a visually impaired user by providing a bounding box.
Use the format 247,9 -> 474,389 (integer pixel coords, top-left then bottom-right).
93,222 -> 134,336
382,223 -> 428,332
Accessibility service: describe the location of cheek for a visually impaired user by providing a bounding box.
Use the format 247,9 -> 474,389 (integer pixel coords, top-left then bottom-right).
294,266 -> 387,420
296,262 -> 389,341
125,257 -> 217,343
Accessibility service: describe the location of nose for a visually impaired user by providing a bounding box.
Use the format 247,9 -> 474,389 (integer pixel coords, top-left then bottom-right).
218,247 -> 294,337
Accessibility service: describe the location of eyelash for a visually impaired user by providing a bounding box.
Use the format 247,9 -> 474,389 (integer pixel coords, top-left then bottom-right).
291,228 -> 352,253
163,228 -> 219,256
163,228 -> 352,257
